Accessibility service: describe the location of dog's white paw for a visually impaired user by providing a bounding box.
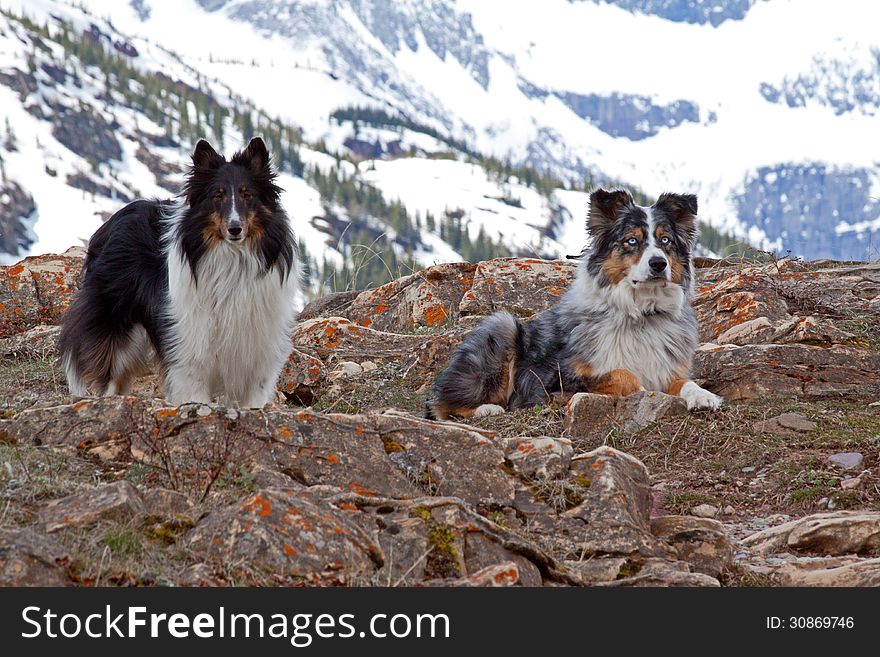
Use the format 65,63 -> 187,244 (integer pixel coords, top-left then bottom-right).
474,404 -> 506,417
680,381 -> 723,411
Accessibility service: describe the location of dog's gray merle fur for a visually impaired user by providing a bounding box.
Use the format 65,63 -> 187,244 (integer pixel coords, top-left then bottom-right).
426,188 -> 723,419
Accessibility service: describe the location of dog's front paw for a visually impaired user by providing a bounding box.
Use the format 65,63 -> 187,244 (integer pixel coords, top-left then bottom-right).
680,381 -> 723,411
474,403 -> 506,417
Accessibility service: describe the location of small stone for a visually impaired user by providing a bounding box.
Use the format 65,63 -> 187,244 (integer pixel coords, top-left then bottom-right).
840,475 -> 864,490
776,412 -> 817,432
741,466 -> 756,473
196,405 -> 212,417
360,360 -> 378,372
332,361 -> 363,377
691,504 -> 719,518
723,505 -> 736,516
38,481 -> 145,533
828,452 -> 864,471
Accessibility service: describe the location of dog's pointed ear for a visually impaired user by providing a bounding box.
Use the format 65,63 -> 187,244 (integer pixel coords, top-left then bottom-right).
192,139 -> 223,170
588,188 -> 633,236
240,136 -> 270,172
654,193 -> 698,245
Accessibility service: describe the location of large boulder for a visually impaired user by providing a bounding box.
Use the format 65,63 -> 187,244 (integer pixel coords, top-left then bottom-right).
0,248 -> 84,338
459,258 -> 575,317
185,487 -> 383,582
693,343 -> 880,401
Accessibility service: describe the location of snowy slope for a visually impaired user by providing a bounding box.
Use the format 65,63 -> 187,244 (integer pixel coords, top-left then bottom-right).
48,0 -> 875,260
1,0 -> 878,266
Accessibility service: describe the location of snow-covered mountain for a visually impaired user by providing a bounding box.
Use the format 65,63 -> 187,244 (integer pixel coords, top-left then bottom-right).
1,0 -> 878,276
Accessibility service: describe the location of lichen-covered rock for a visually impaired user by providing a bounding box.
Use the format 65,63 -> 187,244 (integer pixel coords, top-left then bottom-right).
0,324 -> 60,360
560,446 -> 675,559
0,528 -> 70,586
650,515 -> 734,578
763,557 -> 880,586
185,487 -> 383,581
693,343 -> 880,401
564,391 -> 687,441
742,511 -> 880,556
459,258 -> 575,317
428,562 -> 520,587
601,558 -> 720,587
0,248 -> 84,338
277,347 -> 326,404
500,436 -> 573,481
2,396 -> 145,460
348,262 -> 476,332
38,481 -> 145,533
291,317 -> 457,386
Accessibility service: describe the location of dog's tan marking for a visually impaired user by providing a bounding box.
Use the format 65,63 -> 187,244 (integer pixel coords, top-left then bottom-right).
571,359 -> 595,379
593,368 -> 642,397
601,251 -> 642,285
666,379 -> 688,396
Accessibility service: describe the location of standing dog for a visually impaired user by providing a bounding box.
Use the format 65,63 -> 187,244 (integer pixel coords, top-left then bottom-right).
427,188 -> 722,419
60,137 -> 298,408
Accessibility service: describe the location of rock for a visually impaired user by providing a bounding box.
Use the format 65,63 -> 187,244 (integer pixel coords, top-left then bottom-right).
650,515 -> 733,578
602,558 -> 720,587
38,481 -> 145,533
723,505 -> 736,516
185,487 -> 383,581
459,258 -> 575,317
776,412 -> 817,432
561,447 -> 675,559
325,494 -> 573,586
693,343 -> 880,401
0,324 -> 60,360
142,488 -> 195,519
361,360 -> 378,372
296,290 -> 359,322
376,410 -> 515,507
499,436 -> 573,481
691,504 -> 719,519
840,474 -> 866,490
563,557 -> 628,584
743,511 -> 880,556
348,262 -> 476,332
0,528 -> 69,586
769,557 -> 880,586
828,452 -> 864,471
0,248 -> 84,338
291,317 -> 456,387
753,412 -> 817,435
694,262 -> 865,346
332,361 -> 363,377
2,396 -> 146,460
564,391 -> 687,441
428,562 -> 520,587
277,348 -> 325,404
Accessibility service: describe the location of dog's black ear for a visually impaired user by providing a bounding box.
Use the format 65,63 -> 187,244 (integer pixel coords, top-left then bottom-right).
588,188 -> 633,236
654,193 -> 698,245
192,139 -> 223,170
239,136 -> 270,172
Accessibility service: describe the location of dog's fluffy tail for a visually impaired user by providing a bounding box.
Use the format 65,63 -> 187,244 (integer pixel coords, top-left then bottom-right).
426,311 -> 520,420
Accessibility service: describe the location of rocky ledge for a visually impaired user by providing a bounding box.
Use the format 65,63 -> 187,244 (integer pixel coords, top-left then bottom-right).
1,251 -> 879,586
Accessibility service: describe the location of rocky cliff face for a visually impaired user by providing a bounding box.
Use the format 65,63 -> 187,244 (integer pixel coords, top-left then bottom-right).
1,250 -> 880,586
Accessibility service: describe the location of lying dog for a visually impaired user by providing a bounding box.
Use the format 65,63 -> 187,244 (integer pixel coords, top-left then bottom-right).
427,188 -> 722,419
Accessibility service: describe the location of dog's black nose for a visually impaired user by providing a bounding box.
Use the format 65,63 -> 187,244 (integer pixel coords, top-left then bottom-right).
649,256 -> 667,273
228,224 -> 242,236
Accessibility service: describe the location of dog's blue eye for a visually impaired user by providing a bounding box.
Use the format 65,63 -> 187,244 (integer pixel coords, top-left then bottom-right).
660,236 -> 671,245
626,238 -> 638,246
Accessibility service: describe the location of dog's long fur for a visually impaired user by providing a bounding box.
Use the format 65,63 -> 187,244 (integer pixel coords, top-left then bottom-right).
60,137 -> 298,408
427,188 -> 722,419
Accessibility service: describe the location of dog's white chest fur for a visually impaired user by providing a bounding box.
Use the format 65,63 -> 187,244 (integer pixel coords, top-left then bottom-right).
164,242 -> 297,406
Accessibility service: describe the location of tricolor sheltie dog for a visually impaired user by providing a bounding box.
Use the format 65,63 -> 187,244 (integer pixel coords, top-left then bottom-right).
427,188 -> 722,419
60,137 -> 298,408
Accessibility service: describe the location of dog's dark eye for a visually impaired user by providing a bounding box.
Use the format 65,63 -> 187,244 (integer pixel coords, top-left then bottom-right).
213,189 -> 225,201
626,238 -> 638,247
659,236 -> 671,245
240,187 -> 251,200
